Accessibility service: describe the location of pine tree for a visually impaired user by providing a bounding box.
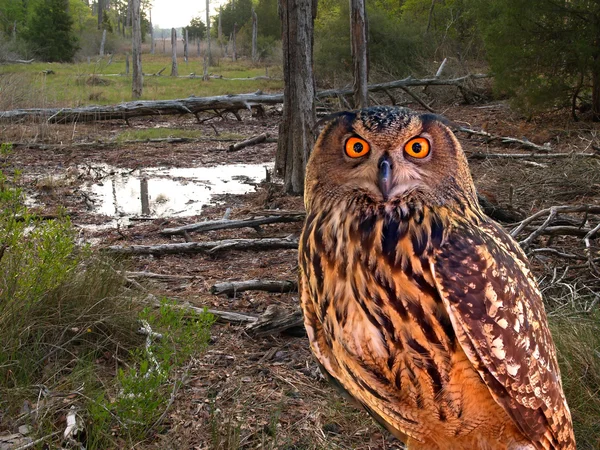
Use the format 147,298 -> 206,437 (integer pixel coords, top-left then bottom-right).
473,0 -> 600,120
27,0 -> 78,62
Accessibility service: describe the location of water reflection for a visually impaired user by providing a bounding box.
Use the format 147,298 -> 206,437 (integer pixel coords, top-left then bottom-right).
84,163 -> 272,218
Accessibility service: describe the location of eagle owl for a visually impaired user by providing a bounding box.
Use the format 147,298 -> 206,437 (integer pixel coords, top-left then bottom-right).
299,107 -> 575,450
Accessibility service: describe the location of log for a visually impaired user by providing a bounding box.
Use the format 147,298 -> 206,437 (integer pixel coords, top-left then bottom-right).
246,305 -> 305,337
103,237 -> 299,255
210,279 -> 298,296
0,75 -> 489,123
457,126 -> 552,152
1,58 -> 35,64
161,214 -> 304,236
228,133 -> 270,152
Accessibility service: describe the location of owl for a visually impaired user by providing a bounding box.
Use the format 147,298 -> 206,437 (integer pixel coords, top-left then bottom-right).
299,107 -> 575,450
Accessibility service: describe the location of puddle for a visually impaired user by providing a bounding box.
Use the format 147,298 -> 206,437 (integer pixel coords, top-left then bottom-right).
83,163 -> 272,218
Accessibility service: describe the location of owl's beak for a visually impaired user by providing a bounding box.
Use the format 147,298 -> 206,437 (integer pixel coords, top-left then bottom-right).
378,156 -> 393,201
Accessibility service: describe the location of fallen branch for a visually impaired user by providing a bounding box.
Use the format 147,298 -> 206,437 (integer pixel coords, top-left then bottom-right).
103,237 -> 299,256
8,136 -> 243,150
0,74 -> 489,123
126,271 -> 198,280
468,151 -> 598,160
510,205 -> 600,237
246,305 -> 305,337
161,214 -> 304,236
210,279 -> 298,296
228,133 -> 270,152
457,126 -> 552,152
2,58 -> 35,64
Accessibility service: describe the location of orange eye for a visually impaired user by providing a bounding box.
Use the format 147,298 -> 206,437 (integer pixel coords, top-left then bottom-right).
345,137 -> 370,158
404,137 -> 431,159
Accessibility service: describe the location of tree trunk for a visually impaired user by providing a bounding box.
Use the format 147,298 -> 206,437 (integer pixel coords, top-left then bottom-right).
131,0 -> 143,99
170,28 -> 178,77
197,38 -> 200,57
206,0 -> 211,65
218,8 -> 223,41
252,8 -> 258,62
150,10 -> 155,54
99,29 -> 107,56
184,28 -> 189,62
12,21 -> 16,41
276,0 -> 317,194
125,52 -> 130,74
232,23 -> 237,62
350,0 -> 368,108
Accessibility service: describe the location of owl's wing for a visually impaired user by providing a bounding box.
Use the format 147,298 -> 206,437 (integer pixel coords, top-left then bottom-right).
429,216 -> 575,449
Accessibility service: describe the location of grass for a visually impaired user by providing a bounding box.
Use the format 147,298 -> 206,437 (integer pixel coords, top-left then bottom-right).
0,55 -> 283,108
0,143 -> 215,448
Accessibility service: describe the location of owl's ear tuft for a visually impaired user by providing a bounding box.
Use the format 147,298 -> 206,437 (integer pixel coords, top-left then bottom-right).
314,111 -> 356,133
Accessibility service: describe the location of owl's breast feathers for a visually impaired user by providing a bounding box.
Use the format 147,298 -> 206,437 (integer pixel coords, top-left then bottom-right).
299,197 -> 575,449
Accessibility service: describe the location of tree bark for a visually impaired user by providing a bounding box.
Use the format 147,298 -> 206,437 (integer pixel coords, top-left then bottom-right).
184,28 -> 189,63
350,0 -> 368,108
252,8 -> 258,62
232,23 -> 237,62
276,0 -> 317,194
170,28 -> 178,77
150,10 -> 155,54
99,29 -> 107,56
206,0 -> 212,65
218,8 -> 223,41
131,0 -> 143,99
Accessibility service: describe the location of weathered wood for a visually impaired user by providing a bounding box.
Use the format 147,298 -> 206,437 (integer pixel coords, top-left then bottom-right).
1,58 -> 34,64
170,28 -> 178,77
0,75 -> 489,123
184,28 -> 189,62
131,0 -> 143,99
228,133 -> 270,152
99,29 -> 107,56
251,8 -> 258,62
126,271 -> 198,280
246,305 -> 305,336
104,237 -> 299,255
276,0 -> 318,194
161,214 -> 304,236
350,0 -> 368,108
457,126 -> 551,152
210,279 -> 298,296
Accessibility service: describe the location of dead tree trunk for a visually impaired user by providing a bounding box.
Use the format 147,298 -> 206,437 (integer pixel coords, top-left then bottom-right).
276,0 -> 318,194
99,29 -> 107,56
350,0 -> 368,108
206,0 -> 212,65
150,10 -> 155,54
170,28 -> 178,77
131,0 -> 143,99
218,8 -> 223,41
12,20 -> 16,41
125,52 -> 130,74
184,28 -> 189,63
252,8 -> 258,63
232,23 -> 237,62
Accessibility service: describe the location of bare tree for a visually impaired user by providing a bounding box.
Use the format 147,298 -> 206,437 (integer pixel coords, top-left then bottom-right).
97,0 -> 103,30
170,28 -> 178,77
99,29 -> 107,56
206,0 -> 211,65
350,0 -> 368,108
252,7 -> 258,62
184,28 -> 189,62
232,23 -> 237,62
276,0 -> 317,194
131,0 -> 142,99
150,10 -> 155,54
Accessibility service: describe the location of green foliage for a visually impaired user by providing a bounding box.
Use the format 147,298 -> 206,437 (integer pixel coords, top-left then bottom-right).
254,0 -> 280,40
0,147 -> 214,447
25,0 -> 79,62
213,0 -> 253,38
550,310 -> 600,448
472,0 -> 600,117
187,16 -> 207,41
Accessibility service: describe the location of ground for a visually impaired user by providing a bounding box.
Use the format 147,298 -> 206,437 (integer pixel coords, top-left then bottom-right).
2,100 -> 600,449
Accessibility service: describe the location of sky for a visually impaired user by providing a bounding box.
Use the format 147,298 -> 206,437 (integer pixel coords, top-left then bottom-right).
151,0 -> 227,29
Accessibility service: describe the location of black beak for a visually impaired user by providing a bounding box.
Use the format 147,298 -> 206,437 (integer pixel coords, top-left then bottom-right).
378,155 -> 393,201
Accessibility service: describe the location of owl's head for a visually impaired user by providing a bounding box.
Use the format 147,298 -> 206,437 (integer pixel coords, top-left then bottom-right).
304,106 -> 478,212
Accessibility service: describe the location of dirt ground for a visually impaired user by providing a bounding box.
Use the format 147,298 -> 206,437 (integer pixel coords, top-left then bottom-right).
3,101 -> 600,449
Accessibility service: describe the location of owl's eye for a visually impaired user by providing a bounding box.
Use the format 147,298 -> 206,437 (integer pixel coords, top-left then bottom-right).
345,137 -> 371,158
404,137 -> 431,159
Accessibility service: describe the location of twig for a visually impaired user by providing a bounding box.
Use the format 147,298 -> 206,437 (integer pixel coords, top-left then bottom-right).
399,86 -> 436,113
520,208 -> 557,247
457,126 -> 552,152
510,205 -> 600,237
13,431 -> 61,450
